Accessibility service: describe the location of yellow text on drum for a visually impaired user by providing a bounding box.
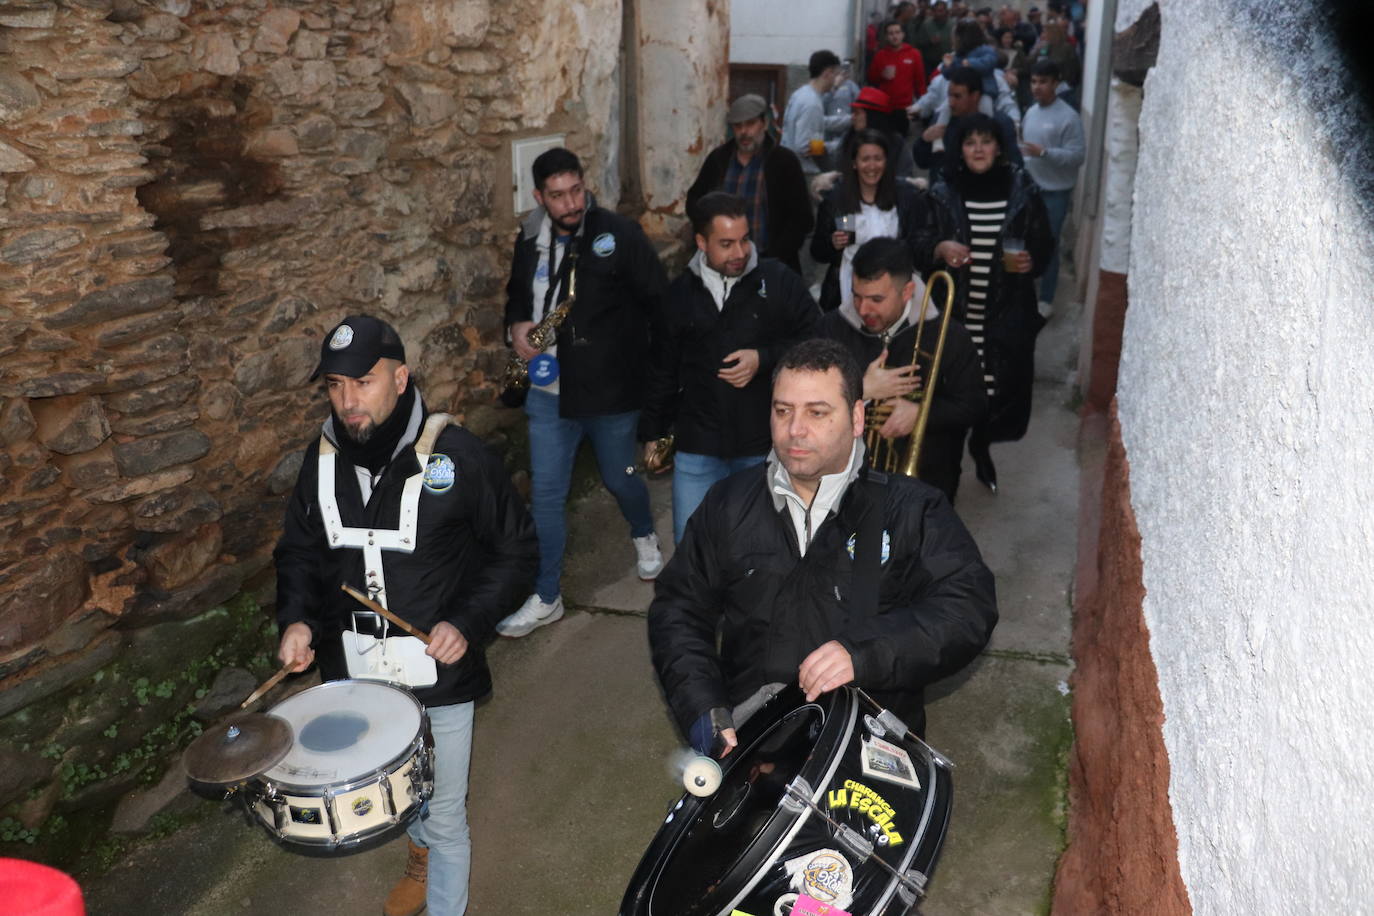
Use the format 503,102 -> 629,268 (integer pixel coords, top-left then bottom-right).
827,779 -> 904,847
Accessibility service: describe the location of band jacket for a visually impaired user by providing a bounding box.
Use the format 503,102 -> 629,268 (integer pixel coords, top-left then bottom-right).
274,400 -> 538,708
928,166 -> 1052,442
503,202 -> 667,419
647,462 -> 997,736
817,303 -> 987,500
638,253 -> 820,458
809,181 -> 940,311
686,135 -> 815,274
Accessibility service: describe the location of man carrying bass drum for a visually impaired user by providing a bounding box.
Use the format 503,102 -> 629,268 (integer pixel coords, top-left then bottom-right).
647,337 -> 997,759
275,316 -> 538,916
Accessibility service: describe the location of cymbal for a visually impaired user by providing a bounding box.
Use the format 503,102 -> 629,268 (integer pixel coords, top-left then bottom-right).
183,712 -> 293,785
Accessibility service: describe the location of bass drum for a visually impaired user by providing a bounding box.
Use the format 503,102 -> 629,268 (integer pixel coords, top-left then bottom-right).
621,686 -> 952,916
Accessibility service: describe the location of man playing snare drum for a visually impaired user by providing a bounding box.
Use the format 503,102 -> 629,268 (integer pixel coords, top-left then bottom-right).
275,315 -> 537,916
648,338 -> 996,757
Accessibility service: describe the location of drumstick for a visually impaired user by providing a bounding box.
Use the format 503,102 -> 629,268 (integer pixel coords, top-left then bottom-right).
340,584 -> 433,645
239,662 -> 295,710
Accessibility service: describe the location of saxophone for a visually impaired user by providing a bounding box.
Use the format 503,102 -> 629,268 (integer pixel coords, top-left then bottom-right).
501,250 -> 578,396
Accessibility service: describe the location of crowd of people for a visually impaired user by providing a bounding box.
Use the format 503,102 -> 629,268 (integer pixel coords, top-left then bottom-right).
266,6 -> 1088,913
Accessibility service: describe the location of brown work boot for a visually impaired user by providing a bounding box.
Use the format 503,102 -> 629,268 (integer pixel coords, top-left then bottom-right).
383,840 -> 427,916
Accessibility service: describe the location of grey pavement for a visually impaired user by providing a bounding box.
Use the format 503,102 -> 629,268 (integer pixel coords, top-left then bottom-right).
84,276 -> 1081,916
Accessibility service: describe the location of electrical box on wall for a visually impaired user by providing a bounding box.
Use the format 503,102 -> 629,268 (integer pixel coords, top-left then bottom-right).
512,135 -> 566,214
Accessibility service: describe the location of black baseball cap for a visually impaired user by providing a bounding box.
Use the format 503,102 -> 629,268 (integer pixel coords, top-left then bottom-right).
311,315 -> 407,380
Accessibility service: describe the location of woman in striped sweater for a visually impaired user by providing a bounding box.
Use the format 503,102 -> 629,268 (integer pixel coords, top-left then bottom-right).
927,113 -> 1052,493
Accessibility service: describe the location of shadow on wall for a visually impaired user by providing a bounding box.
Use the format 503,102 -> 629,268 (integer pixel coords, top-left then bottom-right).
135,79 -> 285,298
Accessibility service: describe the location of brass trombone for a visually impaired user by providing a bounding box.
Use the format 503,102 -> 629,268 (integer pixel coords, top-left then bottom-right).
864,269 -> 957,477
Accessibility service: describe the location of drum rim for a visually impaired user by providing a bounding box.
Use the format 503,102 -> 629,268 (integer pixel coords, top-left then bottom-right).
253,730 -> 427,795
867,740 -> 949,912
258,679 -> 427,791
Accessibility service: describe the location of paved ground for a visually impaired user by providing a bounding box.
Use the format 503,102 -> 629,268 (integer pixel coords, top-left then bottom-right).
84,274 -> 1081,916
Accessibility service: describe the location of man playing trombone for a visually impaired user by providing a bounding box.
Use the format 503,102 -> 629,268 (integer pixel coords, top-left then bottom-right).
816,237 -> 986,503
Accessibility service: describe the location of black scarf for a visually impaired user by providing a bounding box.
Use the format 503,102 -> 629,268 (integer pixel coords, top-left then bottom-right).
953,163 -> 1013,203
333,385 -> 417,475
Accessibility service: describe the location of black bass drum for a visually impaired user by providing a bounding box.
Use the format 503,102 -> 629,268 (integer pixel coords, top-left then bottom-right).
621,686 -> 952,916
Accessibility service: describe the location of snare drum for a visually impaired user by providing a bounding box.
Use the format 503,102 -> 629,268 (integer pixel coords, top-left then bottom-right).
246,680 -> 433,850
621,686 -> 952,916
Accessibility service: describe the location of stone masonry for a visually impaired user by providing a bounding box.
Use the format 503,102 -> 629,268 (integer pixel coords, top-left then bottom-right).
0,0 -> 624,854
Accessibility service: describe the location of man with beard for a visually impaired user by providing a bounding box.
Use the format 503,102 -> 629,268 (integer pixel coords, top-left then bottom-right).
640,192 -> 820,544
817,237 -> 987,503
499,147 -> 668,638
275,315 -> 538,916
687,94 -> 814,273
648,337 -> 996,756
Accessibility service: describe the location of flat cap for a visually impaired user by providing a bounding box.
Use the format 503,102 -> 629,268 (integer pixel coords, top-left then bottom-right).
726,94 -> 768,124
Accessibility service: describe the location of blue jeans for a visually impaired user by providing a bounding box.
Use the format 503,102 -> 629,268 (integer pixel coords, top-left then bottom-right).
525,388 -> 654,601
672,452 -> 767,545
408,701 -> 474,916
1039,188 -> 1073,306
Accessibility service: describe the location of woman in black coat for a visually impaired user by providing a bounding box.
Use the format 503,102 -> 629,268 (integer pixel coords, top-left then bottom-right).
811,128 -> 936,312
927,113 -> 1052,493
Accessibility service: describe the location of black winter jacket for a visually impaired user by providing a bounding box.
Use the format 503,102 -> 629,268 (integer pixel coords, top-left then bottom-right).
817,303 -> 987,501
648,461 -> 997,736
810,182 -> 939,311
929,166 -> 1051,442
686,136 -> 814,274
639,255 -> 819,457
274,401 -> 538,707
503,204 -> 667,418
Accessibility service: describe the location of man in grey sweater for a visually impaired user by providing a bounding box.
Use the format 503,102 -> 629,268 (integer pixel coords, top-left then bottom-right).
1020,59 -> 1085,316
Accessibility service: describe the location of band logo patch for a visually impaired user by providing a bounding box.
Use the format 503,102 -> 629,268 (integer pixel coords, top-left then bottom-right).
592,232 -> 616,257
827,778 -> 904,847
329,324 -> 354,350
845,530 -> 891,564
423,454 -> 456,493
784,849 -> 854,910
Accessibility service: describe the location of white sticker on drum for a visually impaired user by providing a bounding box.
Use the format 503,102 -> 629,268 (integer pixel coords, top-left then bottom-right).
860,735 -> 921,791
783,848 -> 854,911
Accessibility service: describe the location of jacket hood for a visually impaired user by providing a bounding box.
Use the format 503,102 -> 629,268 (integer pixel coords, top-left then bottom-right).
520,190 -> 599,240
836,281 -> 938,337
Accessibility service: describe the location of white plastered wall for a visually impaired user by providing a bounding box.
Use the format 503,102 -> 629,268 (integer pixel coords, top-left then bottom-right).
1117,1 -> 1374,912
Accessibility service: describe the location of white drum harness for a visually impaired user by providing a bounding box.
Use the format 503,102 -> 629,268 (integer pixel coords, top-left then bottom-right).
316,412 -> 455,687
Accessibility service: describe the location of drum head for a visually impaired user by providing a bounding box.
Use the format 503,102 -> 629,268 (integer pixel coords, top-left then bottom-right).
260,680 -> 423,788
622,686 -> 953,916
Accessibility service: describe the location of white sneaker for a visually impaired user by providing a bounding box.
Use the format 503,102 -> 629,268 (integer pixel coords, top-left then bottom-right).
1038,299 -> 1054,319
634,533 -> 664,581
496,593 -> 564,638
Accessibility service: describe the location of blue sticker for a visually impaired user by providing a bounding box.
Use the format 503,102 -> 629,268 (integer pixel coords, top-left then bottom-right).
529,353 -> 560,386
846,530 -> 891,565
592,232 -> 616,257
423,454 -> 456,493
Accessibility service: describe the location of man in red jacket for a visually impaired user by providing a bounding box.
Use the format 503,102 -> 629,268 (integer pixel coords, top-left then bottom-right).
867,19 -> 927,136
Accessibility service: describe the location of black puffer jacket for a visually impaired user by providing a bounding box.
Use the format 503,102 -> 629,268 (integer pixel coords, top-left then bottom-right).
648,461 -> 997,736
274,400 -> 538,708
503,204 -> 667,418
639,253 -> 819,457
928,166 -> 1052,442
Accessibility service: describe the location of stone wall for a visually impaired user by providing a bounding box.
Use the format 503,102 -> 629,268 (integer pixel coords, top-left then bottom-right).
0,0 -> 621,856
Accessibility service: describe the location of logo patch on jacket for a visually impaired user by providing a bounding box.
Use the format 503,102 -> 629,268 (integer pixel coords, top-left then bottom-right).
846,530 -> 891,564
592,232 -> 616,257
423,454 -> 456,493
